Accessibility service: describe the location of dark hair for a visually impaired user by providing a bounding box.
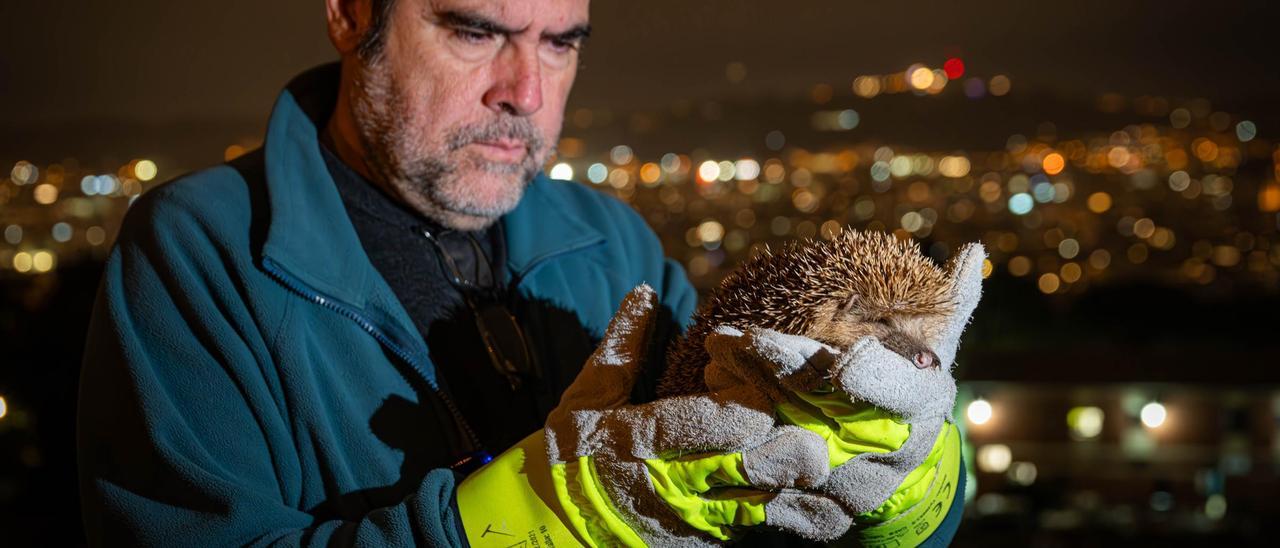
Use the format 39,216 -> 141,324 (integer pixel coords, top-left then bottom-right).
356,0 -> 398,62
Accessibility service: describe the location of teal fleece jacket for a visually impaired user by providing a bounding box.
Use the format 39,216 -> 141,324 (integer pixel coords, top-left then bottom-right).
76,64 -> 697,546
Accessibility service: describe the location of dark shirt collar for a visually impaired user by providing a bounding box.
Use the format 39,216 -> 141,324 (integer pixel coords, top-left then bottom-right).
318,134 -> 503,291
317,130 -> 448,234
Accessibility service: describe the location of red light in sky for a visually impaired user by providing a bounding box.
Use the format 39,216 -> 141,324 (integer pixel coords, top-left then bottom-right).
944,58 -> 965,79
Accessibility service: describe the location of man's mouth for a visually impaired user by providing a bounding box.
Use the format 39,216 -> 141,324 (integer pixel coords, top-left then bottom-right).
471,139 -> 527,162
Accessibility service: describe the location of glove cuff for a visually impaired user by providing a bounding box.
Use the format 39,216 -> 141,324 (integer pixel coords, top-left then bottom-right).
456,431 -> 643,547
854,422 -> 964,547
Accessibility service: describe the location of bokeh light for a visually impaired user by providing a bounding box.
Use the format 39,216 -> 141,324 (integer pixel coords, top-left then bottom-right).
989,75 -> 1012,96
549,162 -> 574,181
908,65 -> 935,91
1067,406 -> 1104,439
133,159 -> 158,182
967,398 -> 993,425
977,444 -> 1012,473
1140,402 -> 1167,428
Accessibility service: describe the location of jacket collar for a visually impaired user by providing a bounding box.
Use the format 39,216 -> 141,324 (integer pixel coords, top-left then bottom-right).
501,175 -> 606,281
259,63 -> 604,305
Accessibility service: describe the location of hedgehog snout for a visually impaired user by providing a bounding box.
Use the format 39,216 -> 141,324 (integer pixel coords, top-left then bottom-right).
877,329 -> 941,370
912,349 -> 940,369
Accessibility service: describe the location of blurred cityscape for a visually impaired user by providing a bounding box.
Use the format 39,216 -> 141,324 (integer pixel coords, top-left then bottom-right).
4,42 -> 1280,548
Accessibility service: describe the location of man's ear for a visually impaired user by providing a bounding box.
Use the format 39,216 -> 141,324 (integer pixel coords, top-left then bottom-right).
325,0 -> 373,56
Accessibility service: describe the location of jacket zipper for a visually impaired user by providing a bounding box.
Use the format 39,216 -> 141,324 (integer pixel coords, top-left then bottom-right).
261,257 -> 488,459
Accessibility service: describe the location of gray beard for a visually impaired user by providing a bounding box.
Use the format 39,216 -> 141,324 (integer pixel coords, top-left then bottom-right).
403,150 -> 543,219
350,59 -> 549,222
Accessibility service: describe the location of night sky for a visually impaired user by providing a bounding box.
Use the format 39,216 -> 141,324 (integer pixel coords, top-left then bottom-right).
4,0 -> 1279,131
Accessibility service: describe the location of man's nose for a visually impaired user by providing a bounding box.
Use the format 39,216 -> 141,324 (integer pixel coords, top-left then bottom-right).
483,46 -> 543,117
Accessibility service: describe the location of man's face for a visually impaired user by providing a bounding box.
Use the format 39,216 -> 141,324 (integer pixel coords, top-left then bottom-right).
350,0 -> 590,230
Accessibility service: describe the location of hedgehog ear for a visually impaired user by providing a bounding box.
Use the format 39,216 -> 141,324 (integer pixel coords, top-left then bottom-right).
837,294 -> 859,314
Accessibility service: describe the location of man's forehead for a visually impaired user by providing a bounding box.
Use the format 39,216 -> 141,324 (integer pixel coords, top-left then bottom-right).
421,0 -> 590,32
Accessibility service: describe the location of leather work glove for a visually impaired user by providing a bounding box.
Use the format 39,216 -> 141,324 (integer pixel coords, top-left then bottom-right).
455,284 -> 851,547
703,243 -> 985,547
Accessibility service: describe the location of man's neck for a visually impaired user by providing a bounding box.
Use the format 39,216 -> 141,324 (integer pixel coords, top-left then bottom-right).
322,88 -> 378,186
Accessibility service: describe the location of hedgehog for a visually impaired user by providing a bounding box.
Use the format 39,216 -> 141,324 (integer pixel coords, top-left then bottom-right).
658,228 -> 963,398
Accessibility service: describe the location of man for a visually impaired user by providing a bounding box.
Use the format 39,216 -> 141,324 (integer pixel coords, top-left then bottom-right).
78,0 -> 966,545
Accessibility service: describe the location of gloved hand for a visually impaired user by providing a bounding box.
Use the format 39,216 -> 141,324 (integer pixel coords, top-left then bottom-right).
703,243 -> 985,546
456,284 -> 850,547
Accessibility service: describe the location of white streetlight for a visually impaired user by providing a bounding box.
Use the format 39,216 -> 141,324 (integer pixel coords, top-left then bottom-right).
1140,402 -> 1167,428
967,398 -> 993,425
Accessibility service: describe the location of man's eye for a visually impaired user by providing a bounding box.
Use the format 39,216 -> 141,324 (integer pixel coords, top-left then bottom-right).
454,28 -> 494,44
547,38 -> 580,53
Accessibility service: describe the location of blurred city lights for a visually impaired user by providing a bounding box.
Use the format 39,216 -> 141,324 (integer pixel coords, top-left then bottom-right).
610,145 -> 634,165
977,444 -> 1012,473
963,77 -> 986,99
697,220 -> 725,245
716,160 -> 736,182
1140,402 -> 1167,428
587,163 -> 607,184
989,75 -> 1012,96
640,162 -> 662,185
34,183 -> 58,204
1058,238 -> 1080,259
1008,461 -> 1037,486
908,64 -> 934,91
549,162 -> 574,181
1205,494 -> 1227,520
1042,152 -> 1065,175
1008,193 -> 1033,215
967,398 -> 993,425
1260,183 -> 1280,212
133,159 -> 158,182
837,109 -> 859,130
1067,406 -> 1105,439
11,161 -> 38,185
698,160 -> 721,182
852,76 -> 881,98
1150,491 -> 1174,512
13,252 -> 33,273
0,395 -> 7,420
943,57 -> 965,79
86,226 -> 106,246
32,251 -> 55,272
1235,120 -> 1257,142
51,222 -> 72,243
1170,108 -> 1192,128
938,155 -> 971,178
734,159 -> 761,181
1038,273 -> 1061,293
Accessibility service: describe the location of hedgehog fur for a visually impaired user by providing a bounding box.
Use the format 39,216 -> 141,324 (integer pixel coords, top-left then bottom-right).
659,228 -> 960,398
